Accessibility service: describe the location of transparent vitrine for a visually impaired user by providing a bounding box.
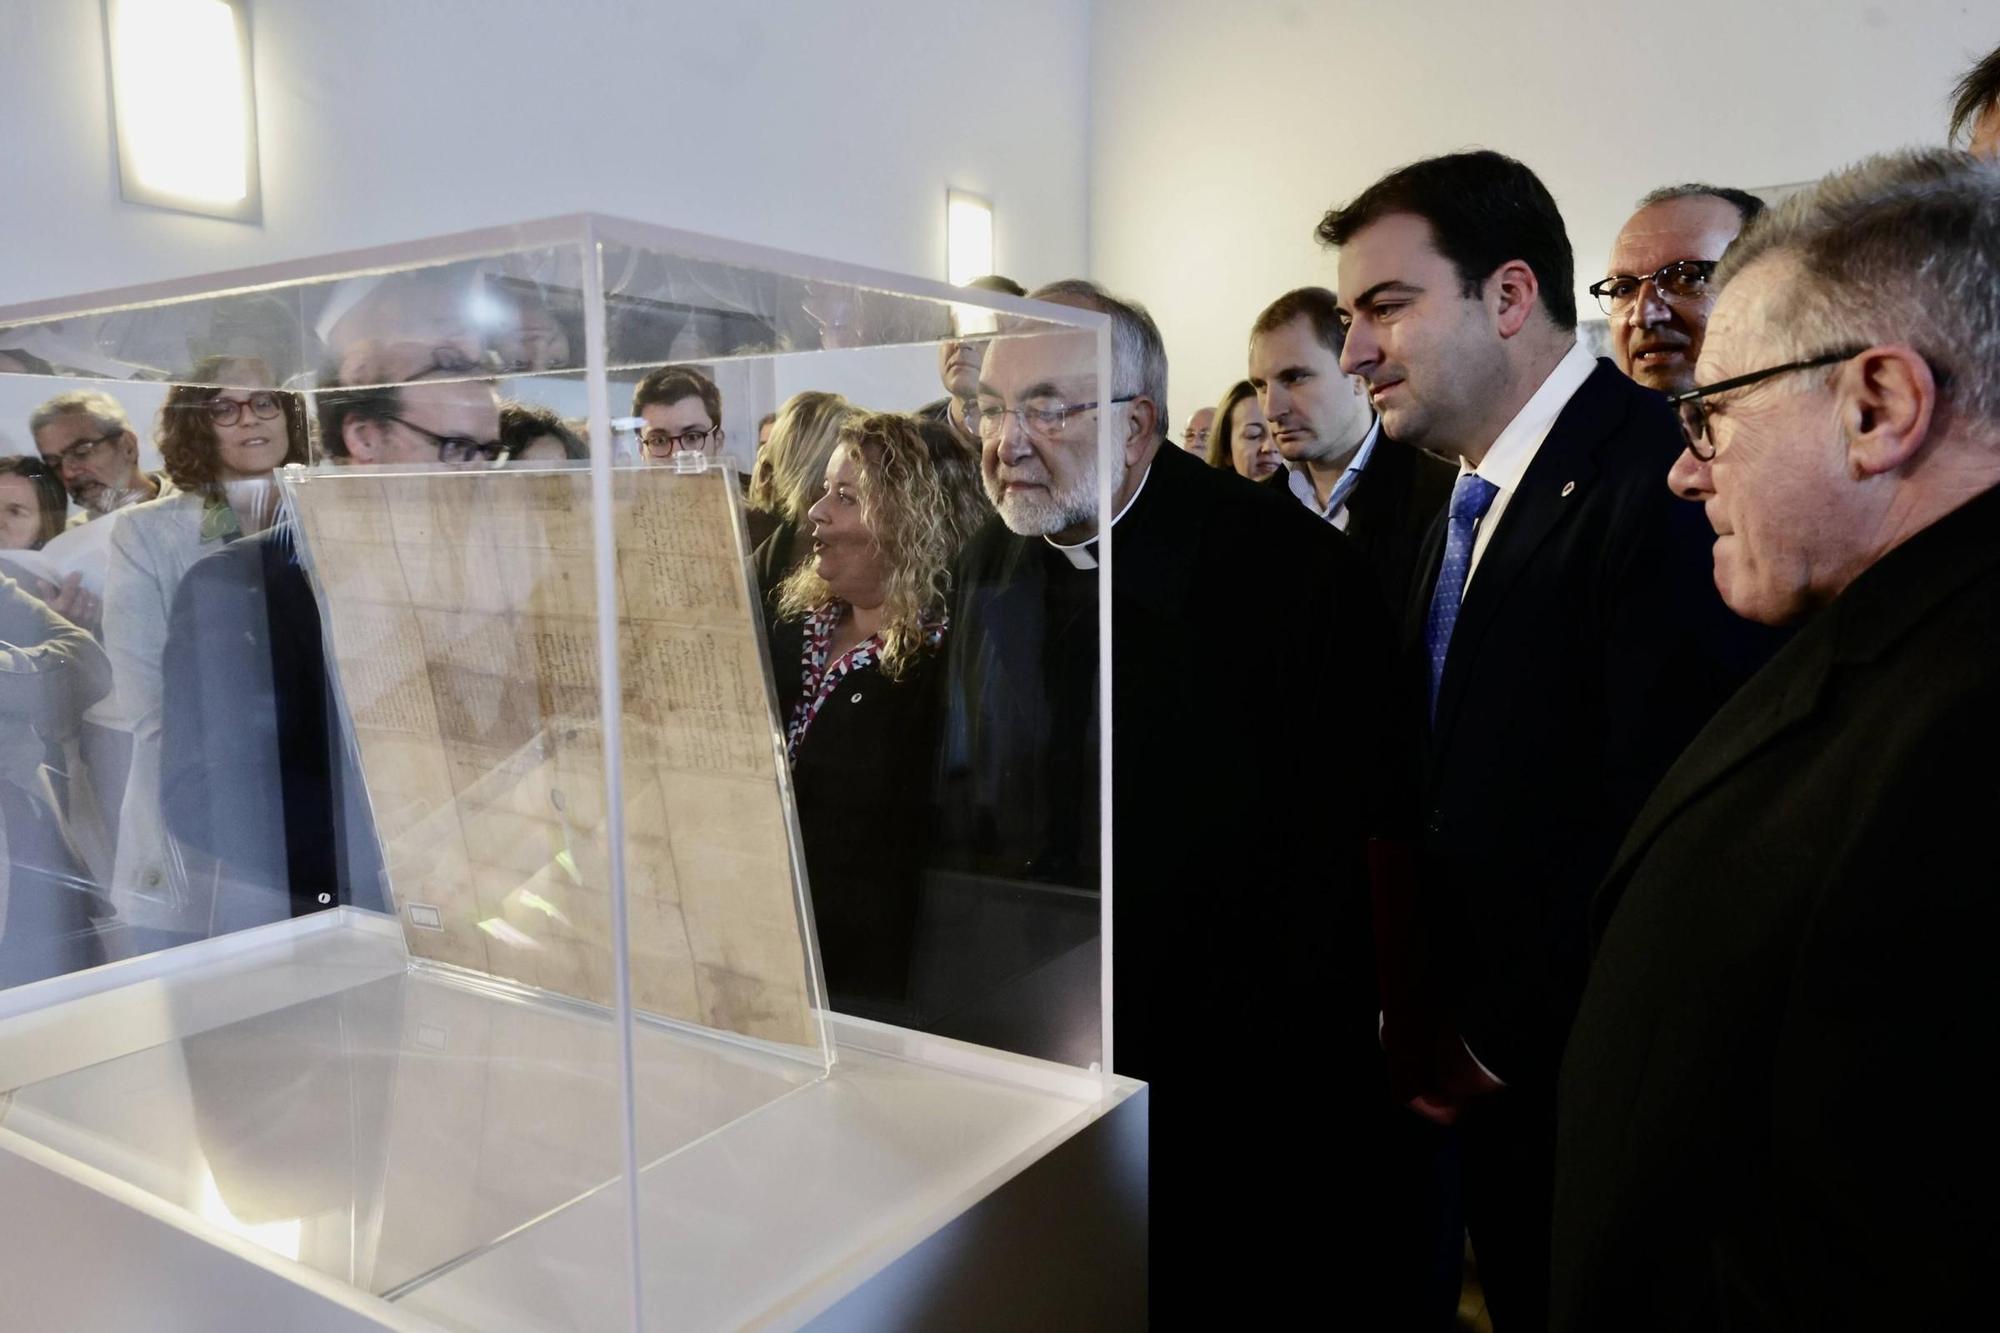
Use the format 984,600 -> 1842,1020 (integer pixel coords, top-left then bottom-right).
0,216 -> 1126,1328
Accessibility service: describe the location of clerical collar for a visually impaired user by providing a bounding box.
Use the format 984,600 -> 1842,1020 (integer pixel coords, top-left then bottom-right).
1045,456 -> 1155,570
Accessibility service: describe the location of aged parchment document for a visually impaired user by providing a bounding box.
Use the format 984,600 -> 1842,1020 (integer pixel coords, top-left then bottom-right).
289,468 -> 819,1053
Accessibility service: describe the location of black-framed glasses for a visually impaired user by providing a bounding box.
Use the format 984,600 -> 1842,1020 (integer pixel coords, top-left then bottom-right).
1588,260 -> 1718,317
1666,346 -> 1867,461
384,414 -> 503,464
43,430 -> 125,471
193,391 -> 283,427
639,427 -> 720,456
972,396 -> 1138,441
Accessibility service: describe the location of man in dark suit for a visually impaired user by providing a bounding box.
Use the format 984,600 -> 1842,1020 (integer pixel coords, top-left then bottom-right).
934,279 -> 1431,1318
1553,150 -> 2000,1332
1319,150 -> 1772,1330
1248,285 -> 1455,610
161,521 -> 387,929
160,378 -> 499,930
1595,184 -> 1763,397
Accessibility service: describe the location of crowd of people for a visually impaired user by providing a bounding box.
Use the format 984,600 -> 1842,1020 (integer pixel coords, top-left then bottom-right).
0,40 -> 1996,1328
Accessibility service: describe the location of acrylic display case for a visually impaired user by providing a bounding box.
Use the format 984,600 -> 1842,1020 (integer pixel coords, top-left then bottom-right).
0,217 -> 1138,1329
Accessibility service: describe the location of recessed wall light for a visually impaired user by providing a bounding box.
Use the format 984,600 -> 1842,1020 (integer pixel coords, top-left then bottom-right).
104,0 -> 262,222
946,189 -> 994,287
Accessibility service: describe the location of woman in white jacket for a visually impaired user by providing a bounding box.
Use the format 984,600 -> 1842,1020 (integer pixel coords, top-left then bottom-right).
102,357 -> 308,946
0,570 -> 111,987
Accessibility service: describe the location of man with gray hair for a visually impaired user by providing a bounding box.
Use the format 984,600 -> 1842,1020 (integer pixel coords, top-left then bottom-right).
1552,150 -> 2000,1331
938,278 -> 1414,1316
971,276 -> 1172,550
30,390 -> 171,523
1593,184 -> 1765,394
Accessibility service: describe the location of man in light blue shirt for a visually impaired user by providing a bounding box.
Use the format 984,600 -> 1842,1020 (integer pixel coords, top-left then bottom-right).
1247,286 -> 1455,611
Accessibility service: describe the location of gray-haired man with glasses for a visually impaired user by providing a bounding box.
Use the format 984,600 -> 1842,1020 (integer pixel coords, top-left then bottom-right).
1554,149 -> 2000,1333
1593,184 -> 1765,394
30,390 -> 173,525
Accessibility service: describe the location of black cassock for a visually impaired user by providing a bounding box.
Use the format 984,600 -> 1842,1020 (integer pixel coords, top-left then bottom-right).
935,440 -> 1444,1317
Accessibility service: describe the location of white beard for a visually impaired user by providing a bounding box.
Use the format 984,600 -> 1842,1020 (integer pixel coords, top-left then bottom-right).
988,448 -> 1105,537
83,483 -> 133,516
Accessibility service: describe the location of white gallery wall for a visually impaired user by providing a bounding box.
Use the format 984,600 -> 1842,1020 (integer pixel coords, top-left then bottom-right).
1088,0 -> 2000,434
0,0 -> 1090,300
0,0 -> 1092,452
2,0 -> 1997,454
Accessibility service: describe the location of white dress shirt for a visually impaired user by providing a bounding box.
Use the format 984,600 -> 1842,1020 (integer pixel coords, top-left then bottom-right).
1285,420 -> 1381,531
1455,341 -> 1598,598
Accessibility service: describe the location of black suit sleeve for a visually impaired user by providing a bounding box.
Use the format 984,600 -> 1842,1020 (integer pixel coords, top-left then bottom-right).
161,539 -> 387,923
160,548 -> 292,889
1595,453 -> 1776,831
1774,684 -> 2000,1329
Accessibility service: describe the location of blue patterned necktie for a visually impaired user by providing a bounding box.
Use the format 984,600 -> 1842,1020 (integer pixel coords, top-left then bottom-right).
1425,472 -> 1500,718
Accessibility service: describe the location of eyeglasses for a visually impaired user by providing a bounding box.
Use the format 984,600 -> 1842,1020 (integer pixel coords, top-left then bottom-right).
972,397 -> 1137,441
42,430 -> 125,471
384,414 -> 504,464
640,427 -> 719,456
1665,346 -> 1867,461
1588,260 -> 1719,317
198,392 -> 283,427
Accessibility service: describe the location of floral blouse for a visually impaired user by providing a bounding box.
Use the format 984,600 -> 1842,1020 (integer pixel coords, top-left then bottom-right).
784,602 -> 945,763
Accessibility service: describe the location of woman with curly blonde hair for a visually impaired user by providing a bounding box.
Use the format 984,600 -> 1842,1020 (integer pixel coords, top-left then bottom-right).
768,410 -> 990,1011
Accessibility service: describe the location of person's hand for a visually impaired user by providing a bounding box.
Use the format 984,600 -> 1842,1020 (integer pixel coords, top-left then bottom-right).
36,573 -> 101,631
1402,1032 -> 1506,1127
1406,1093 -> 1464,1128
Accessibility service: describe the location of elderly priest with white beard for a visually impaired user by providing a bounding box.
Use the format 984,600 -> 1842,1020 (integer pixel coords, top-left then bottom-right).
931,279 -> 1441,1322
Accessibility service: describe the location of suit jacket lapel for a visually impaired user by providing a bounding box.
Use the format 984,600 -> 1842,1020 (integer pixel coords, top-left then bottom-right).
1403,505 -> 1447,651
1430,371 -> 1611,746
1343,429 -> 1406,554
1597,478 -> 2000,918
1600,626 -> 1832,898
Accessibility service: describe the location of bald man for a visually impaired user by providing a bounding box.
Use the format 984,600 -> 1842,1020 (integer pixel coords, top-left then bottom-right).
1592,184 -> 1764,395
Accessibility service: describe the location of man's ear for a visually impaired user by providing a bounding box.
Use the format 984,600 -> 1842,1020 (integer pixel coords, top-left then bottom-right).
119,429 -> 141,464
1842,345 -> 1936,478
1125,398 -> 1159,465
1489,259 -> 1542,339
344,417 -> 382,463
